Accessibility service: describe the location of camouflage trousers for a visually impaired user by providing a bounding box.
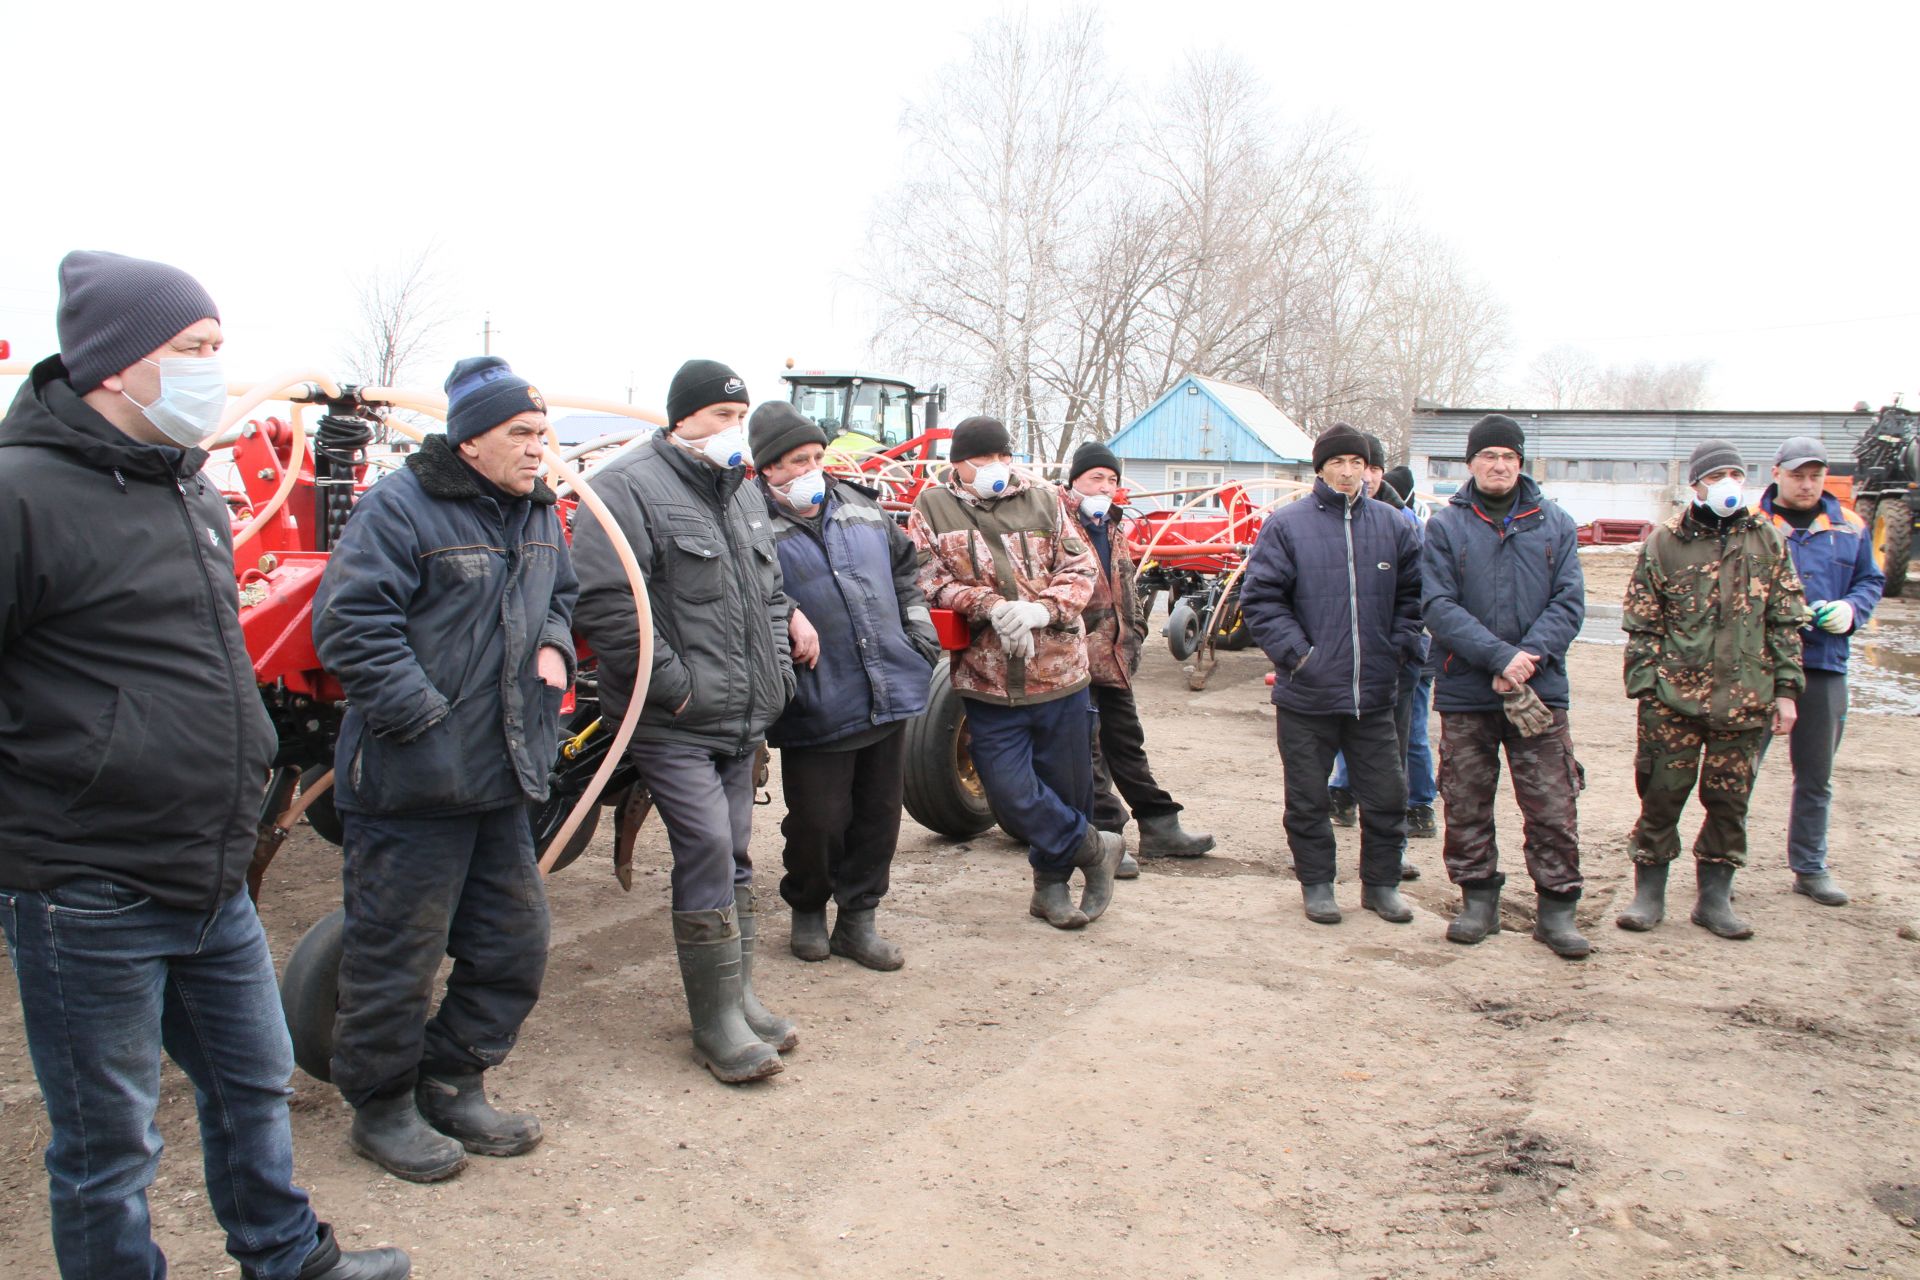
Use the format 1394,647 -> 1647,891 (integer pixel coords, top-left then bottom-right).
1436,708 -> 1584,894
1630,700 -> 1768,867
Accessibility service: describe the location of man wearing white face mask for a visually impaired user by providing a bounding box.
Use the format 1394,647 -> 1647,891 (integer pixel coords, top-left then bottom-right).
748,403 -> 938,969
573,359 -> 798,1085
1619,438 -> 1809,941
0,252 -> 411,1278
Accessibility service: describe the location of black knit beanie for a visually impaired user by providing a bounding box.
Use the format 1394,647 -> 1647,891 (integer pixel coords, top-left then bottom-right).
1466,414 -> 1525,462
445,356 -> 546,445
666,359 -> 748,430
1363,433 -> 1386,470
1312,422 -> 1369,471
948,415 -> 1011,462
1069,440 -> 1122,483
1688,438 -> 1745,486
749,400 -> 829,469
57,250 -> 220,392
1382,465 -> 1416,504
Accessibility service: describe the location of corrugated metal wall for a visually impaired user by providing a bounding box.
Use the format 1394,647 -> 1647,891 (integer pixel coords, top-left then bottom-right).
1412,408 -> 1873,467
1111,384 -> 1289,465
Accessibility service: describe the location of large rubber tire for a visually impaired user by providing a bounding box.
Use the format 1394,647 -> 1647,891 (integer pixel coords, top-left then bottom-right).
1165,601 -> 1202,661
1873,497 -> 1911,597
281,908 -> 345,1083
299,765 -> 343,847
902,658 -> 996,838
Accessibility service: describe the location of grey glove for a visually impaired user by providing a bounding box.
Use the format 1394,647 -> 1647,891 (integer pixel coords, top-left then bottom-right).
1500,682 -> 1556,737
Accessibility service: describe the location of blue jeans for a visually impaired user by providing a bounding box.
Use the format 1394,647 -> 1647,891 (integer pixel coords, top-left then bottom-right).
965,690 -> 1095,876
1329,668 -> 1436,808
0,881 -> 320,1280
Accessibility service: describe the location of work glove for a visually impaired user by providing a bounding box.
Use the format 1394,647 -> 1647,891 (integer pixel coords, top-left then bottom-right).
990,599 -> 1050,643
1811,599 -> 1854,635
1500,682 -> 1556,737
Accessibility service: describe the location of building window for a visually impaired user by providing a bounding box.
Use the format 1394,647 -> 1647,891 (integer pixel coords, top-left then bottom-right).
1544,460 -> 1667,483
1427,458 -> 1467,480
1168,466 -> 1225,508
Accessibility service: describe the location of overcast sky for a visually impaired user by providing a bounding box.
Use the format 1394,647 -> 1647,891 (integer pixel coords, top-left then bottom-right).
4,1 -> 1916,420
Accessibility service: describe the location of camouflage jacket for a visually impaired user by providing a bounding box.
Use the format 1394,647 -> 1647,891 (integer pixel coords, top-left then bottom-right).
1622,505 -> 1809,730
1074,509 -> 1146,690
907,475 -> 1096,706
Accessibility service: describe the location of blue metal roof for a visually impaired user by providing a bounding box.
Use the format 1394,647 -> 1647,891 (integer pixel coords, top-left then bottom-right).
1106,376 -> 1312,464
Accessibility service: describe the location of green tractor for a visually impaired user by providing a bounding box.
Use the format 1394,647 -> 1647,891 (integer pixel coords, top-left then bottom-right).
1853,403 -> 1920,596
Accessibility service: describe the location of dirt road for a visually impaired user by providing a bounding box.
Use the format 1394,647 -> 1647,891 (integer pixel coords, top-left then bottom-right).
4,556 -> 1918,1279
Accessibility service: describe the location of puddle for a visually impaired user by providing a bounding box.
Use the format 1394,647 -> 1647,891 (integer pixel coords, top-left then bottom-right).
1574,602 -> 1920,716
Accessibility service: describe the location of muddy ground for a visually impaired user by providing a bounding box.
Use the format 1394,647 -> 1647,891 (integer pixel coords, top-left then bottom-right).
4,551 -> 1919,1279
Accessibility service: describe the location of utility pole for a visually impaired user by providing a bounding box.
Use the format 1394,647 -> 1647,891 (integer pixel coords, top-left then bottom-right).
480,313 -> 498,355
626,371 -> 635,405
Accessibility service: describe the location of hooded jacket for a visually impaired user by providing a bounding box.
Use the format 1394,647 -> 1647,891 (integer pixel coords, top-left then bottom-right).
1240,477 -> 1424,717
0,357 -> 277,910
1422,475 -> 1585,713
570,433 -> 794,754
312,434 -> 579,817
1758,487 -> 1884,676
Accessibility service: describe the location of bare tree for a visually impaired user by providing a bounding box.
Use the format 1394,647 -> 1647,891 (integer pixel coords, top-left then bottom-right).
1525,344 -> 1600,409
340,246 -> 449,392
1522,346 -> 1712,410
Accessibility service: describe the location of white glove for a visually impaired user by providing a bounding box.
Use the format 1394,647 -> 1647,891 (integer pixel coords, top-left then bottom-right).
1812,599 -> 1853,634
1004,625 -> 1036,662
990,599 -> 1050,642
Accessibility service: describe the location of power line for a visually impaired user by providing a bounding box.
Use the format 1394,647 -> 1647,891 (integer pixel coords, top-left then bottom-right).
1549,309 -> 1920,344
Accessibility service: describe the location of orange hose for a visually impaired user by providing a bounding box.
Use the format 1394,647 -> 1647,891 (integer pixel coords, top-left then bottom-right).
231,406 -> 309,553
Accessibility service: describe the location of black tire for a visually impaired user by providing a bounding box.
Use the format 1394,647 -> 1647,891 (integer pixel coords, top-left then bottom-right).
1874,497 -> 1911,597
531,794 -> 602,874
299,765 -> 343,847
281,908 -> 345,1082
1166,601 -> 1202,661
902,657 -> 995,838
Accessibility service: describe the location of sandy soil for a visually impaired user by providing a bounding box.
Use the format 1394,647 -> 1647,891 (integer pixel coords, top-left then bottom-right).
4,552 -> 1919,1279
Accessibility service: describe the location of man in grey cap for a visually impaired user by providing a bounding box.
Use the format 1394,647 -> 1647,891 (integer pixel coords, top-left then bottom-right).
0,252 -> 408,1277
1757,436 -> 1883,906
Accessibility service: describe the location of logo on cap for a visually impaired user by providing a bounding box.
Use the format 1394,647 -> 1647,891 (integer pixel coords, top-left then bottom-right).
723,377 -> 745,396
528,387 -> 547,411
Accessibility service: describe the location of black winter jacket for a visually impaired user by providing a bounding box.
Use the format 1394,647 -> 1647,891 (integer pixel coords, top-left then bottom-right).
1240,478 -> 1424,716
764,476 -> 936,749
313,435 -> 579,817
1422,476 -> 1585,713
571,435 -> 794,755
0,357 -> 278,910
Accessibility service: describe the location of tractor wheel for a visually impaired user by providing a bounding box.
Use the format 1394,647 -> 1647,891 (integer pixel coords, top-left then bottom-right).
280,908 -> 345,1083
1166,601 -> 1202,661
299,765 -> 343,847
1873,497 -> 1912,597
903,658 -> 996,838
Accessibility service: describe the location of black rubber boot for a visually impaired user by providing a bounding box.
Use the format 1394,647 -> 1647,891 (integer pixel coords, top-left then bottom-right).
1446,883 -> 1502,945
1073,827 -> 1124,922
1532,892 -> 1590,959
1301,881 -> 1342,924
245,1222 -> 411,1280
1406,805 -> 1438,839
830,908 -> 905,971
1116,849 -> 1141,879
735,886 -> 799,1052
1794,871 -> 1850,906
672,909 -> 784,1084
1361,883 -> 1414,923
1691,861 -> 1754,940
1030,872 -> 1088,929
416,1070 -> 541,1157
789,908 -> 830,961
348,1093 -> 466,1184
1329,787 -> 1357,828
1399,857 -> 1422,881
1615,861 -> 1668,932
1136,812 -> 1215,858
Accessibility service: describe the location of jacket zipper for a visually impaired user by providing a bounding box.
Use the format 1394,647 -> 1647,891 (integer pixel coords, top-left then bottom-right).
175,477 -> 244,913
1344,497 -> 1361,716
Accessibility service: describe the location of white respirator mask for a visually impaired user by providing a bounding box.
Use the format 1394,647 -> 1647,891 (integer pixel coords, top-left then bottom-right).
968,462 -> 1011,499
1079,493 -> 1112,520
125,355 -> 227,447
777,468 -> 827,510
1695,474 -> 1745,517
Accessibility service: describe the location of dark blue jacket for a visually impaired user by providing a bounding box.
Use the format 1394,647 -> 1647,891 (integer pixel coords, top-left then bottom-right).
1241,478 -> 1424,716
764,477 -> 938,748
1422,476 -> 1584,713
314,435 -> 579,817
1760,487 -> 1884,675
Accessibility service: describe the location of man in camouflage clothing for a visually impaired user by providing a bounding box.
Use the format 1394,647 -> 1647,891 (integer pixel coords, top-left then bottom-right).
1619,438 -> 1808,940
906,416 -> 1122,930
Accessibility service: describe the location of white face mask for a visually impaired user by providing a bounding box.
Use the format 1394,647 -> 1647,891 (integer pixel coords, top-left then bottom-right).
968,461 -> 1011,499
125,355 -> 226,447
776,468 -> 827,510
677,424 -> 747,468
1696,474 -> 1745,517
1079,493 -> 1112,520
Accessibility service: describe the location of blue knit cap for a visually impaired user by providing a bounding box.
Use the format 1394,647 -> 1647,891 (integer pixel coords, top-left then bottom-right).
444,356 -> 546,445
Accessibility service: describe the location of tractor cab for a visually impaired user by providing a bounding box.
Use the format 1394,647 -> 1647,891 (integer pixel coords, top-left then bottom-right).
781,368 -> 945,456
